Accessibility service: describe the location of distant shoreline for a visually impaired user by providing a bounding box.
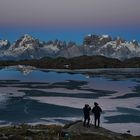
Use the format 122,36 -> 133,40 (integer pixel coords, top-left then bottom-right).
0,55 -> 140,70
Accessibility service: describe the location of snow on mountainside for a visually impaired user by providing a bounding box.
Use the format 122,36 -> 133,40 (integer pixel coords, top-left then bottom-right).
83,34 -> 140,60
0,34 -> 139,60
0,39 -> 10,50
0,35 -> 65,60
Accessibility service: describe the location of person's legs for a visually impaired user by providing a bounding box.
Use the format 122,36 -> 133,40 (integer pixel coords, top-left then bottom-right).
97,117 -> 100,127
94,116 -> 97,127
83,116 -> 87,126
87,117 -> 90,126
83,116 -> 86,126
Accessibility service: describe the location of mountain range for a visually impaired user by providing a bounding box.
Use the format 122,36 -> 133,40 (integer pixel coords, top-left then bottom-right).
0,34 -> 140,60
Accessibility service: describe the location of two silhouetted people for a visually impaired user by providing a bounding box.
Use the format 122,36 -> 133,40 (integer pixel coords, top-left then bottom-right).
83,104 -> 91,127
92,102 -> 102,127
83,102 -> 102,127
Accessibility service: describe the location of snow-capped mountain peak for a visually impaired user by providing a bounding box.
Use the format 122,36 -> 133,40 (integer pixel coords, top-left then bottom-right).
12,34 -> 39,49
0,34 -> 139,60
0,39 -> 10,50
0,39 -> 8,46
102,34 -> 109,38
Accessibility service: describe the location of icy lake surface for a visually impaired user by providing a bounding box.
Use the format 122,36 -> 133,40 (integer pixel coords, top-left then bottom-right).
0,66 -> 140,135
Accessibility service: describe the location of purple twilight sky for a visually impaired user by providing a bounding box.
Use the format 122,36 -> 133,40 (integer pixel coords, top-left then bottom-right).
0,0 -> 140,43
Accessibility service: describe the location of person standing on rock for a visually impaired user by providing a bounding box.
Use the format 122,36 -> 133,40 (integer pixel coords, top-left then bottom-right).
92,102 -> 102,127
83,104 -> 91,127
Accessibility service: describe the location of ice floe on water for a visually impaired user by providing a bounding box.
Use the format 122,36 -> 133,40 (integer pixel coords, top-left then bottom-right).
0,87 -> 26,97
103,123 -> 140,136
27,96 -> 140,111
37,88 -> 92,94
0,67 -> 140,135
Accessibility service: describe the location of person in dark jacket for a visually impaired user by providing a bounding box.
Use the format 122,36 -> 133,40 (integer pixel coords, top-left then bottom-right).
92,102 -> 102,127
83,104 -> 91,127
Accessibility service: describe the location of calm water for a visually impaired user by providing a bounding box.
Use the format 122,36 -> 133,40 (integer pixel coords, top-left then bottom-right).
0,66 -> 140,135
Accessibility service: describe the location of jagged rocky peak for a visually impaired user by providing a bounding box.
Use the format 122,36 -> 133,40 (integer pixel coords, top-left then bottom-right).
0,39 -> 9,46
12,34 -> 41,48
67,41 -> 76,47
22,34 -> 34,39
44,39 -> 67,49
100,34 -> 112,45
132,40 -> 139,47
52,39 -> 67,49
114,36 -> 126,46
84,34 -> 112,46
84,34 -> 99,45
0,39 -> 10,50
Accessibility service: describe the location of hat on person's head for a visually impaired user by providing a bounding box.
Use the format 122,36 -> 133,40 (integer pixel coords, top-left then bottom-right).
94,102 -> 98,106
85,104 -> 89,107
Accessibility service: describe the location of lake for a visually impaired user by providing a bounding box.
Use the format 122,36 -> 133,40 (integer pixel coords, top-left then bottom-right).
0,66 -> 140,135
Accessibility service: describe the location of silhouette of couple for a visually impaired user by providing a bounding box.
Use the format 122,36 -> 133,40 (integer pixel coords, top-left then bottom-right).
83,102 -> 102,127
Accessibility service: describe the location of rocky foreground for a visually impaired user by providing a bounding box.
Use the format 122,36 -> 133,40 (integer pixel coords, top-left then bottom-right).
0,121 -> 139,140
